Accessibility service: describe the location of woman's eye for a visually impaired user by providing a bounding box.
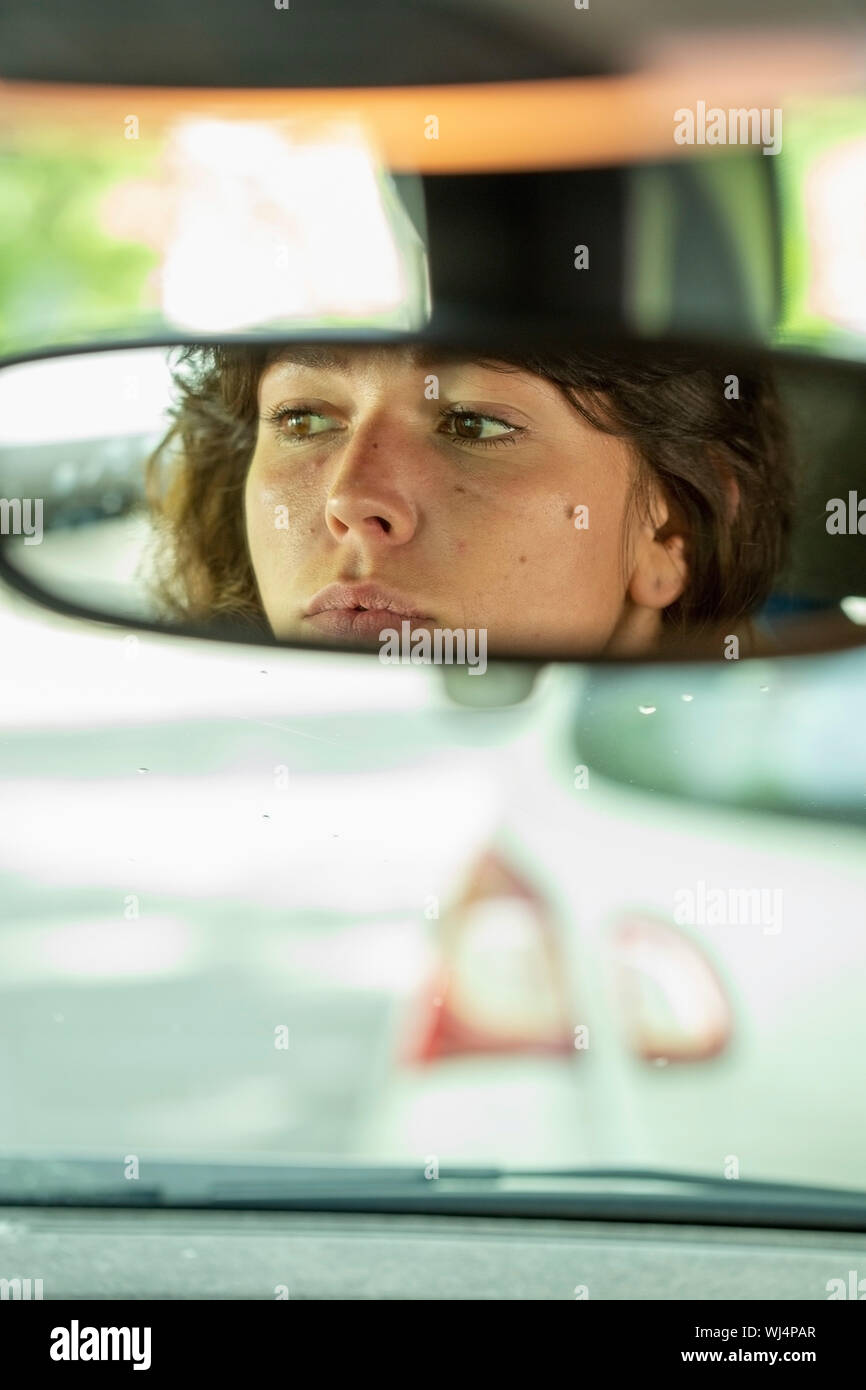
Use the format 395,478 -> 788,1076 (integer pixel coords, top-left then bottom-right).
438,410 -> 519,446
269,408 -> 339,440
264,405 -> 519,448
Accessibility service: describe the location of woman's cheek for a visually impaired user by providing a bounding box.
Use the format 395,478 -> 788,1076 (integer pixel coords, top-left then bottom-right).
246,457 -> 302,540
544,497 -> 629,639
244,472 -> 290,586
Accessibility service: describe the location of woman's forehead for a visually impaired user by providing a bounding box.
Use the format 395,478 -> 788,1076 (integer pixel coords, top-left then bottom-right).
262,343 -> 518,377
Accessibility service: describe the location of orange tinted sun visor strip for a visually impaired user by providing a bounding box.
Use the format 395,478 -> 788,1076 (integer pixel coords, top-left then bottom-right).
1,37 -> 862,172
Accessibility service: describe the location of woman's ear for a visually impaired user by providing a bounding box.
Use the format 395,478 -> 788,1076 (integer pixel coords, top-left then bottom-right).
626,491 -> 689,612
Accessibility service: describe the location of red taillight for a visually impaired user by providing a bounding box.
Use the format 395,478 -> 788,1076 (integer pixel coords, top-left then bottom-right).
611,913 -> 733,1062
401,850 -> 576,1064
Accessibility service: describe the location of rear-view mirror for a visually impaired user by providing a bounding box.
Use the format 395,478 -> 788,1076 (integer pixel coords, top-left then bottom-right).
1,334 -> 864,668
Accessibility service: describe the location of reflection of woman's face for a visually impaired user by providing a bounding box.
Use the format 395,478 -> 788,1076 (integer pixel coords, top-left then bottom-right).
244,345 -> 683,655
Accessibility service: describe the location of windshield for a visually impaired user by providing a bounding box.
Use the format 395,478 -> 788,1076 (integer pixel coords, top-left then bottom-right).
1,611 -> 865,1212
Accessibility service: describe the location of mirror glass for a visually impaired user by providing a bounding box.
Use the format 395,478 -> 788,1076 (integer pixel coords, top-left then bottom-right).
0,339 -> 864,665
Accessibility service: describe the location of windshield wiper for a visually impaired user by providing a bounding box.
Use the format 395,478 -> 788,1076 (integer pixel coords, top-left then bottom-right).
1,1157 -> 865,1232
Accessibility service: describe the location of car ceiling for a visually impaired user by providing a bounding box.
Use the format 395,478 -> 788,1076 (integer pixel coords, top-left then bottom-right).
0,0 -> 863,88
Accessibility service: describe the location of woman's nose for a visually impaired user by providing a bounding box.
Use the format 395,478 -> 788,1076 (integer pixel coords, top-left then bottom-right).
323,417 -> 421,546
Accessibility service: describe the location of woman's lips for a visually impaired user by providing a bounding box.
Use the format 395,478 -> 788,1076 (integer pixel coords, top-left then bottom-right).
305,609 -> 433,639
302,582 -> 434,640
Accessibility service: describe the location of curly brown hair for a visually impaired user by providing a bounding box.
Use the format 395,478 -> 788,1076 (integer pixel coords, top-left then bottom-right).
144,341 -> 794,643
